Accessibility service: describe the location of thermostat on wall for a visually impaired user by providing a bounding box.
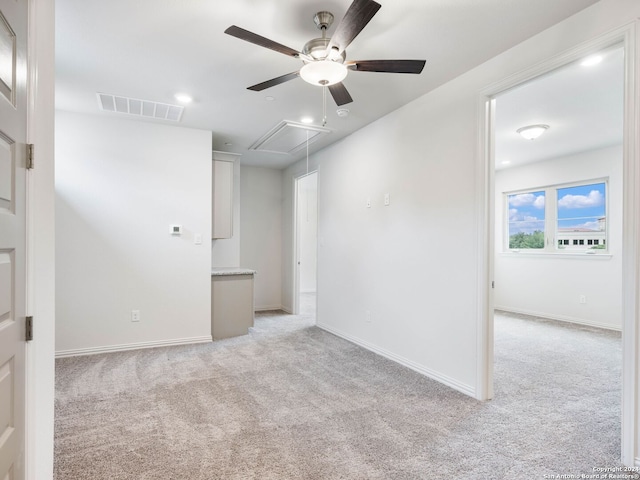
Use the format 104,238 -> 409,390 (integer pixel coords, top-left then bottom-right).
170,225 -> 182,235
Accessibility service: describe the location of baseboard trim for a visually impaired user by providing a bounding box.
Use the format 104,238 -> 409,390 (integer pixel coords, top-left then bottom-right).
255,305 -> 284,312
317,322 -> 476,398
280,306 -> 293,314
495,306 -> 621,332
55,335 -> 213,358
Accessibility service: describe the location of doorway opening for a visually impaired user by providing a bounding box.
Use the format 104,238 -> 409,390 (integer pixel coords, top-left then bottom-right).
479,29 -> 637,465
294,171 -> 318,318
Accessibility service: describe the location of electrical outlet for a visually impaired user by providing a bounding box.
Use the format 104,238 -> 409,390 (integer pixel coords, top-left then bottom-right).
579,295 -> 586,304
384,193 -> 390,206
131,310 -> 141,322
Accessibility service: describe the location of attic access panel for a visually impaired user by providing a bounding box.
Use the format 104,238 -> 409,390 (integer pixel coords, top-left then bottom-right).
249,120 -> 331,155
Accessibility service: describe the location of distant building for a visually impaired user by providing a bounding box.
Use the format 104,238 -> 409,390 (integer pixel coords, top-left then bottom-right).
556,217 -> 606,250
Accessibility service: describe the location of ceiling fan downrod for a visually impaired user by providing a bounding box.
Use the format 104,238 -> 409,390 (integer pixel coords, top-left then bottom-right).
313,11 -> 334,38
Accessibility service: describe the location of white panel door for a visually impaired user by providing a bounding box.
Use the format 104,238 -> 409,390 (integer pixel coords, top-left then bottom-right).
0,0 -> 28,478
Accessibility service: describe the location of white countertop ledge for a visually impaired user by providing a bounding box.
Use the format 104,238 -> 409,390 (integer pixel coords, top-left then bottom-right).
211,267 -> 257,276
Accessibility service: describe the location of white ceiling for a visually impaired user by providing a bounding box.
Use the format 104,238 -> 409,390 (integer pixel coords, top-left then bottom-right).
495,45 -> 624,170
55,0 -> 600,169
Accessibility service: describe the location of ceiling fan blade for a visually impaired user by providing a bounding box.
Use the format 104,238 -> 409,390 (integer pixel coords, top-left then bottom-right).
247,71 -> 300,91
347,60 -> 426,74
225,25 -> 301,58
327,0 -> 381,54
328,82 -> 353,106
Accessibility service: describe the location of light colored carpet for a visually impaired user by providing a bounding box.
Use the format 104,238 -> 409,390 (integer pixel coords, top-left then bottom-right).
54,310 -> 626,479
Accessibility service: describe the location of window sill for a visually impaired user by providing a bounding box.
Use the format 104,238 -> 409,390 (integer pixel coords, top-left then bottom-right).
500,251 -> 612,259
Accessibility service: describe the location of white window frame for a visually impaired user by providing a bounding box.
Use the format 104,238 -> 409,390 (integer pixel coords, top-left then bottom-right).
504,177 -> 609,255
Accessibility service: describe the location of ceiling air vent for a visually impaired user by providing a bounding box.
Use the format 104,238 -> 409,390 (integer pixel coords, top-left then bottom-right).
97,93 -> 184,122
249,120 -> 331,155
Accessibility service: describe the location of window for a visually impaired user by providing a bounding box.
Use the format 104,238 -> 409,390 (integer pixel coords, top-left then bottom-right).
505,180 -> 607,253
507,190 -> 545,249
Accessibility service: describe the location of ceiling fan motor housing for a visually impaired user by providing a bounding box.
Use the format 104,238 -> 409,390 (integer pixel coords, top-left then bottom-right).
302,37 -> 346,63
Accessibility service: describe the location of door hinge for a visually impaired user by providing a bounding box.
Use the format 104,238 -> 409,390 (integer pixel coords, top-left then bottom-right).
26,316 -> 33,341
491,281 -> 495,289
26,143 -> 34,169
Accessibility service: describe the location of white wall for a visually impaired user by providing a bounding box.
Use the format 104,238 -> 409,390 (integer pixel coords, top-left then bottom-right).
212,152 -> 241,267
297,173 -> 318,293
55,111 -> 212,354
281,0 -> 640,398
240,165 -> 282,310
495,145 -> 623,329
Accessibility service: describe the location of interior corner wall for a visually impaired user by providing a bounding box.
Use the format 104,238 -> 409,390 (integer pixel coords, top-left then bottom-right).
55,111 -> 212,354
494,145 -> 623,330
239,165 -> 283,310
280,0 -> 640,397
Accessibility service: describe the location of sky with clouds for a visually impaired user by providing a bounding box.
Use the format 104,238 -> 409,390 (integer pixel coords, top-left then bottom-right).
508,182 -> 605,235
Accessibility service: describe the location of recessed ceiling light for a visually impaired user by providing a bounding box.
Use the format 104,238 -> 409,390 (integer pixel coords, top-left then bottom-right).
300,116 -> 314,124
174,93 -> 193,104
581,55 -> 603,67
265,96 -> 275,101
516,124 -> 549,140
501,160 -> 511,165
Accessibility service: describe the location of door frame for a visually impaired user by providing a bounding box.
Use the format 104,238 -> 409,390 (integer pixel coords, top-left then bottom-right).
292,170 -> 318,316
476,23 -> 639,465
25,0 -> 56,478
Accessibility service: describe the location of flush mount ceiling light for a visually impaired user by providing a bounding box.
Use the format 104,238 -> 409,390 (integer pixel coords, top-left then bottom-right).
581,55 -> 603,67
174,93 -> 193,104
336,108 -> 350,117
517,124 -> 549,140
300,116 -> 314,124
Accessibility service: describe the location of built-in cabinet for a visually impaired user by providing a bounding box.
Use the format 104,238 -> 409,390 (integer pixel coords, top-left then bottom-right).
211,269 -> 256,340
212,157 -> 234,239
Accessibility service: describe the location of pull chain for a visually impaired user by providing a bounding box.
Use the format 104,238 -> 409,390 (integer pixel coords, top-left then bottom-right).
306,130 -> 309,175
322,86 -> 327,126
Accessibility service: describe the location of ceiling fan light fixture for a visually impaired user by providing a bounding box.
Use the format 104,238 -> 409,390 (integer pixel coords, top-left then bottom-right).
516,124 -> 549,140
300,61 -> 348,87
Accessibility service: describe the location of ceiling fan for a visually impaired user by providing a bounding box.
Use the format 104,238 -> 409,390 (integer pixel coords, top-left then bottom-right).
224,0 -> 426,106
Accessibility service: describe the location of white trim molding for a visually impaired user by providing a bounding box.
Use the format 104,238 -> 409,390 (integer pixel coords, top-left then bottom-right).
477,22 -> 640,466
55,335 -> 213,358
317,322 -> 475,398
255,305 -> 286,312
495,307 -> 622,332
